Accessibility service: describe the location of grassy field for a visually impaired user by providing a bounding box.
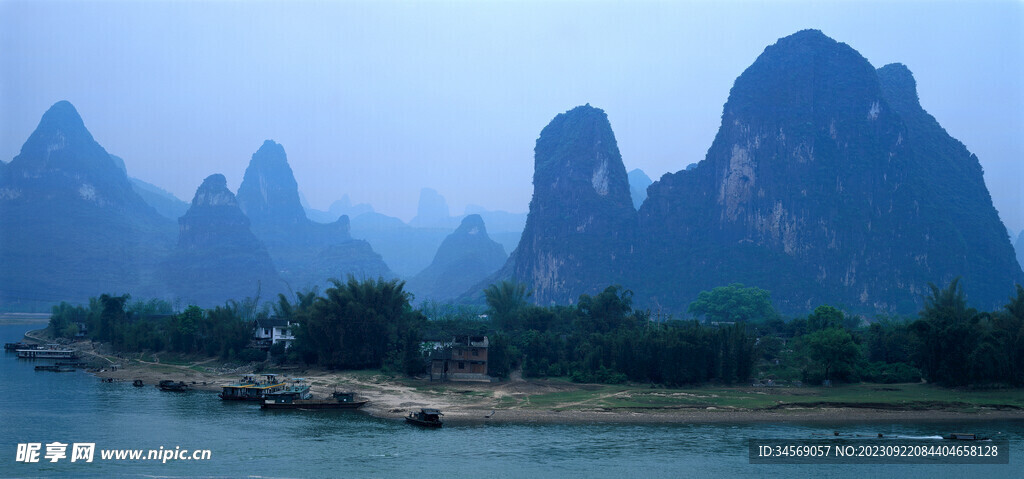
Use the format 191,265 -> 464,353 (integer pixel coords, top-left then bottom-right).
469,381 -> 1024,412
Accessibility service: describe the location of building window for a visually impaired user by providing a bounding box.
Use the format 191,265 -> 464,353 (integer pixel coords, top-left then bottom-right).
472,348 -> 478,356
458,362 -> 465,369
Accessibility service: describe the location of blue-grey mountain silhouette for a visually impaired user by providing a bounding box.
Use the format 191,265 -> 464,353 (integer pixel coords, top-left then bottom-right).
628,168 -> 652,209
164,174 -> 283,306
637,30 -> 1022,313
477,104 -> 637,304
0,101 -> 175,309
406,214 -> 507,302
235,140 -> 391,291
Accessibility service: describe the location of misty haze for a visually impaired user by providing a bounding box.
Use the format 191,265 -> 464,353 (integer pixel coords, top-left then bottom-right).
2,2 -> 1023,478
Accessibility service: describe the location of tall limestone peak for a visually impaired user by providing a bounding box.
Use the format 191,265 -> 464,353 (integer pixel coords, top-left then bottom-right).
638,30 -> 1020,314
179,174 -> 254,248
232,141 -> 390,291
457,213 -> 487,234
726,29 -> 885,131
13,101 -> 112,172
407,214 -> 507,302
429,214 -> 503,269
499,104 -> 637,304
0,101 -> 174,309
166,174 -> 282,306
6,101 -> 147,211
236,140 -> 307,226
532,105 -> 633,207
409,187 -> 452,228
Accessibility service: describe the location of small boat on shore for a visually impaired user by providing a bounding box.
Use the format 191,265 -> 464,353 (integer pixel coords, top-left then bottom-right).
133,379 -> 145,387
261,391 -> 367,410
405,408 -> 443,428
157,380 -> 190,392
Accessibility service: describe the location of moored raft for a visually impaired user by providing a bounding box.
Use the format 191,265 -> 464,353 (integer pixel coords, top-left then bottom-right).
261,391 -> 368,410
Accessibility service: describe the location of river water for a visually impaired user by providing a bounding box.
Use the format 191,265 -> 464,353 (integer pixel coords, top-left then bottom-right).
1,323 -> 1020,478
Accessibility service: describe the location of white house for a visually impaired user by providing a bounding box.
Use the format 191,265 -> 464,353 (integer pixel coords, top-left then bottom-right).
252,318 -> 297,350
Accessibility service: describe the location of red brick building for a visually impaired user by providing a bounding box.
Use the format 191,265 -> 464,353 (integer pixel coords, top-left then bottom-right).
429,335 -> 492,381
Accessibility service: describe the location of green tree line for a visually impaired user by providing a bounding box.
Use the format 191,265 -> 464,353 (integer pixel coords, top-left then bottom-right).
49,276 -> 1024,388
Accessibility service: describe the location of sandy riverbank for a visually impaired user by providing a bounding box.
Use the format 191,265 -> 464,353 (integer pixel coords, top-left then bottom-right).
16,330 -> 1024,426
83,363 -> 1024,425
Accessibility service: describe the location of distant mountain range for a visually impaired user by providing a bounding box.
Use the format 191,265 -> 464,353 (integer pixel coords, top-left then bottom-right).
328,188 -> 524,277
0,101 -> 515,310
3,29 -> 1021,315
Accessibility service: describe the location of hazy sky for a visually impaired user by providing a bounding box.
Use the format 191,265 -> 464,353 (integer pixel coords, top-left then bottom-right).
2,1 -> 1021,233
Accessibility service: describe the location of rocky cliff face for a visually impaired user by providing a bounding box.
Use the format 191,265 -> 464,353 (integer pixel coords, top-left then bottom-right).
236,140 -> 308,227
165,174 -> 283,306
636,30 -> 1021,313
494,104 -> 637,304
0,101 -> 174,309
235,140 -> 391,290
407,214 -> 507,302
875,62 -> 1022,307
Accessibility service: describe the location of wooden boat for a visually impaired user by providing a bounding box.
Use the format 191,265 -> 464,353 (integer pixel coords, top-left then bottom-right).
261,391 -> 367,410
157,380 -> 190,392
943,433 -> 989,441
219,374 -> 287,401
405,408 -> 443,428
132,379 -> 144,387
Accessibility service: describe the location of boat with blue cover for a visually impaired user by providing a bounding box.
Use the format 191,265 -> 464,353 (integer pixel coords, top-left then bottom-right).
219,374 -> 287,401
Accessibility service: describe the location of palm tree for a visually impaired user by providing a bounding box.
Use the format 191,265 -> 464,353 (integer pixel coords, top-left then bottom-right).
483,281 -> 531,328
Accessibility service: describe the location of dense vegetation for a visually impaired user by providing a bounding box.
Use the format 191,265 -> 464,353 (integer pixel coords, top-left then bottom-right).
50,276 -> 1024,388
287,277 -> 425,375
